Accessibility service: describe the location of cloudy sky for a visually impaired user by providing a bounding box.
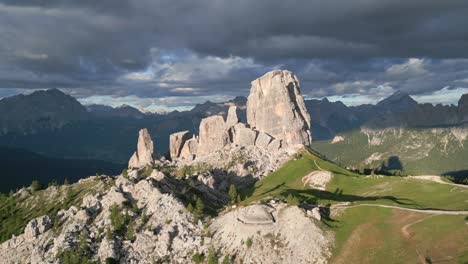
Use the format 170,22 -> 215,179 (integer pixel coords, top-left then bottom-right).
1,0 -> 468,111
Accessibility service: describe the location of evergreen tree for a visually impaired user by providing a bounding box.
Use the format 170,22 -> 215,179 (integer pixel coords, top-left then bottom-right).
30,180 -> 42,192
228,184 -> 237,204
195,197 -> 204,216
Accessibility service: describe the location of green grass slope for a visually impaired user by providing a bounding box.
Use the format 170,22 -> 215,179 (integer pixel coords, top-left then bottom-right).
245,148 -> 468,211
243,148 -> 468,263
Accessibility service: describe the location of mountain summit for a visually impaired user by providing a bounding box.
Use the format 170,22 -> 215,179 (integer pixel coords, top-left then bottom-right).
0,89 -> 88,135
376,90 -> 418,113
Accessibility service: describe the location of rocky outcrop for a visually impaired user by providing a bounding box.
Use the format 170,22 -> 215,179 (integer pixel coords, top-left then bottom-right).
170,70 -> 312,164
225,106 -> 240,127
0,173 -> 207,264
169,131 -> 190,160
179,136 -> 198,161
24,216 -> 52,240
197,116 -> 230,155
247,70 -> 312,146
128,128 -> 154,168
230,123 -> 258,146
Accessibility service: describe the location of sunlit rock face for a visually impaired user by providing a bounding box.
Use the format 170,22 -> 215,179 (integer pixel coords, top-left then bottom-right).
128,128 -> 154,168
247,70 -> 312,147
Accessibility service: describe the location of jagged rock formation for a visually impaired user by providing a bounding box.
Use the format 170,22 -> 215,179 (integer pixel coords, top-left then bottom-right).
0,173 -> 207,263
247,70 -> 311,146
173,70 -> 312,166
128,128 -> 154,168
169,131 -> 190,160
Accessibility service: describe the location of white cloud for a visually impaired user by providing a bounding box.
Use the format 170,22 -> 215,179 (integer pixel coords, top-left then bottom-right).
412,87 -> 468,105
121,51 -> 262,85
386,58 -> 428,77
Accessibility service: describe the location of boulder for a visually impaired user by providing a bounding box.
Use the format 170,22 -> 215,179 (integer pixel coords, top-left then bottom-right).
179,136 -> 199,161
169,131 -> 190,160
255,131 -> 273,149
230,123 -> 258,146
24,216 -> 52,241
247,70 -> 312,146
128,128 -> 154,168
267,138 -> 282,152
225,106 -> 240,128
197,116 -> 230,155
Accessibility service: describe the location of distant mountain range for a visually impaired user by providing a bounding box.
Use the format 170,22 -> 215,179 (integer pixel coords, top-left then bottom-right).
0,89 -> 88,135
0,89 -> 246,163
307,91 -> 468,140
1,88 -> 468,177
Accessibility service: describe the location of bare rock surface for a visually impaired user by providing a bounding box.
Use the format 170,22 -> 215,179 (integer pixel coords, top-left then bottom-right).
197,115 -> 230,155
24,216 -> 52,241
331,135 -> 345,144
170,131 -> 190,160
247,70 -> 312,146
226,105 -> 240,127
128,128 -> 154,168
255,131 -> 273,149
238,204 -> 275,224
302,170 -> 333,190
179,136 -> 198,161
231,123 -> 258,146
210,203 -> 332,264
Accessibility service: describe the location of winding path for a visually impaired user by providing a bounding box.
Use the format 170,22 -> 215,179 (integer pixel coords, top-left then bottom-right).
332,203 -> 468,215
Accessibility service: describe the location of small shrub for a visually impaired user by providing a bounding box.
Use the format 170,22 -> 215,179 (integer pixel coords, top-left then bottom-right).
222,255 -> 231,264
246,237 -> 253,248
207,247 -> 218,264
192,252 -> 205,264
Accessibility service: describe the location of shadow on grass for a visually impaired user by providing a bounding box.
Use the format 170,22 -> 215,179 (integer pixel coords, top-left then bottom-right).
280,188 -> 418,207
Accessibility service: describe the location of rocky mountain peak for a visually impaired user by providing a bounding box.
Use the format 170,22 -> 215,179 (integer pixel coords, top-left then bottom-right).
377,90 -> 418,113
247,70 -> 312,146
0,88 -> 89,135
128,128 -> 154,168
169,70 -> 312,164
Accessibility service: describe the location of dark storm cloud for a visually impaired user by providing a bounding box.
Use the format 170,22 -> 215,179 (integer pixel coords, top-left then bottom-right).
1,0 -> 468,108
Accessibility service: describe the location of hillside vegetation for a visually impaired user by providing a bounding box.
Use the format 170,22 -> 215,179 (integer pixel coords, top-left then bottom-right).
244,148 -> 468,263
312,126 -> 468,177
0,177 -> 113,243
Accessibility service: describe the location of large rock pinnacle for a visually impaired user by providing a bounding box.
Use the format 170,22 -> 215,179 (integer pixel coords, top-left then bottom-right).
247,70 -> 311,146
128,128 -> 154,168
